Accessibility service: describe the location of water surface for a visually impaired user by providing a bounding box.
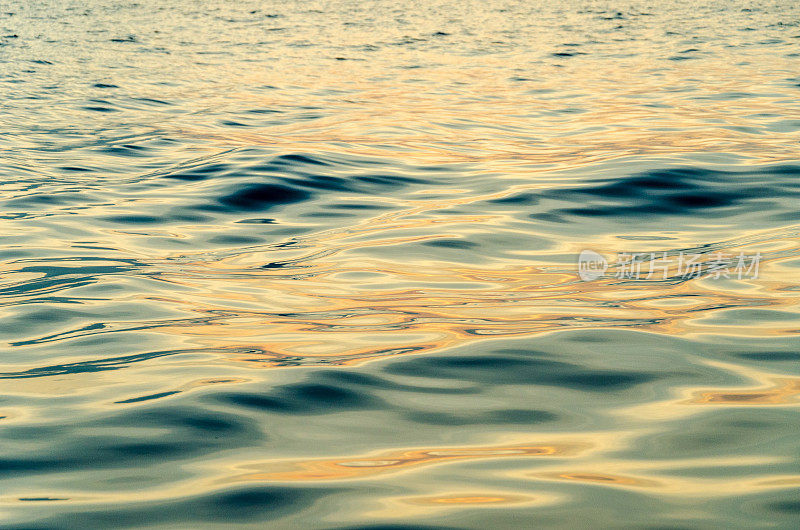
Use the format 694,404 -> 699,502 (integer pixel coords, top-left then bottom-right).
2,1 -> 800,528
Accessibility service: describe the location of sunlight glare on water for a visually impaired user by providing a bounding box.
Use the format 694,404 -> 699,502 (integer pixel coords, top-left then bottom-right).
1,0 -> 800,528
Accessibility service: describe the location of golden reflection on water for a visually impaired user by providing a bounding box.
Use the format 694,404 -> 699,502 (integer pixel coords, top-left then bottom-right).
1,253 -> 777,382
530,468 -> 800,496
3,2 -> 800,527
621,360 -> 800,425
682,360 -> 800,407
130,223 -> 800,369
688,377 -> 800,406
409,494 -> 528,505
218,57 -> 800,168
369,491 -> 558,518
3,183 -> 798,391
535,471 -> 662,489
226,440 -> 592,482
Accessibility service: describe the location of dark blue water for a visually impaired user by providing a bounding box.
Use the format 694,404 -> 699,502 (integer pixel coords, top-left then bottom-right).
2,1 -> 800,528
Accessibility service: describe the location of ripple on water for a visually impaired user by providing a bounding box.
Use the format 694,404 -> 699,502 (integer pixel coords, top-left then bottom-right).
2,0 -> 800,528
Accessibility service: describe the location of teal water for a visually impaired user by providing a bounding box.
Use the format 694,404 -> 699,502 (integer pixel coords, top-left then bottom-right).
2,1 -> 800,528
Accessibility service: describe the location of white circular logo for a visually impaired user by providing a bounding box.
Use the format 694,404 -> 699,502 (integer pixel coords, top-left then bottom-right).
578,250 -> 608,281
